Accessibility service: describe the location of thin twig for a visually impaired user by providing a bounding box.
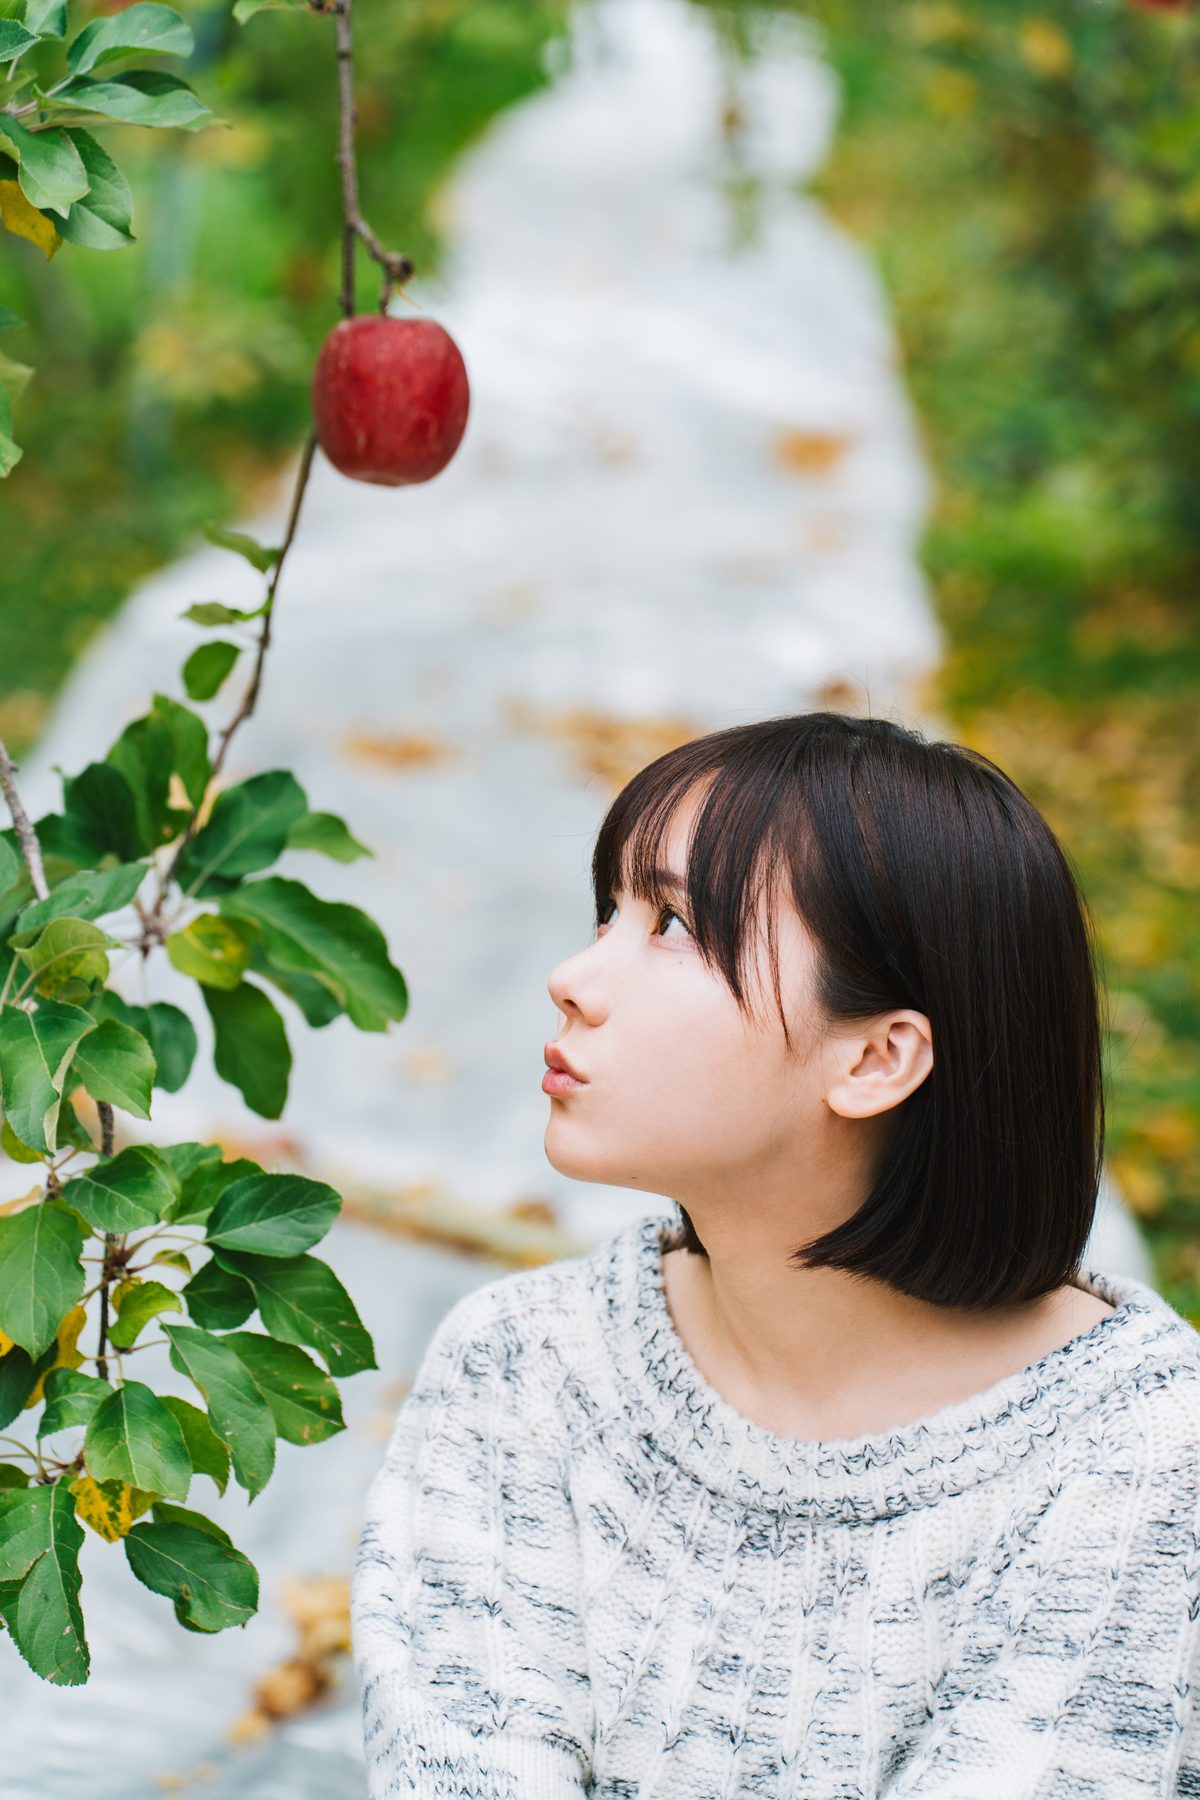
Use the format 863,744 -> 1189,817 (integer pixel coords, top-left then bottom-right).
150,428 -> 318,918
0,739 -> 48,901
330,0 -> 413,316
93,1100 -> 117,1381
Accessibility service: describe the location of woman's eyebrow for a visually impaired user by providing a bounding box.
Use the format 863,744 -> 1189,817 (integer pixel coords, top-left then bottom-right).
608,868 -> 687,899
646,867 -> 687,897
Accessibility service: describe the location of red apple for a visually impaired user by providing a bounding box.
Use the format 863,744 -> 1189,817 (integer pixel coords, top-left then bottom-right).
311,314 -> 470,486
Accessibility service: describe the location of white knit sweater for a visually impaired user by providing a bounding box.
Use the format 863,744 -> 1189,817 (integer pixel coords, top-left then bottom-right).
351,1211 -> 1200,1798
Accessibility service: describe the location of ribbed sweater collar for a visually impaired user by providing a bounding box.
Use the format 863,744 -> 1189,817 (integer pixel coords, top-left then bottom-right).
596,1211 -> 1195,1525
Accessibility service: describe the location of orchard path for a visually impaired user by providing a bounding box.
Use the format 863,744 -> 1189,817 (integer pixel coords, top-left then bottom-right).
0,0 -> 1149,1791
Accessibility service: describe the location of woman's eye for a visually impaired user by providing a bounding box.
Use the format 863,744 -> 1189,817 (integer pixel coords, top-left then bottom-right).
656,907 -> 690,939
594,898 -> 689,939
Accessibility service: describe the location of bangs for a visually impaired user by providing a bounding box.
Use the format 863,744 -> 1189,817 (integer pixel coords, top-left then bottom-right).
590,726 -> 811,1049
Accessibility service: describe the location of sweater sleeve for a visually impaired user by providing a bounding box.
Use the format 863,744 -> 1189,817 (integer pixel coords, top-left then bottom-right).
350,1289 -> 594,1800
883,1451 -> 1200,1799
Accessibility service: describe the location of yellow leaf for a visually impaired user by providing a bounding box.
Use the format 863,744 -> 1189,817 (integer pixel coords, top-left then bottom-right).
69,1475 -> 157,1542
23,1302 -> 87,1409
0,180 -> 62,260
924,67 -> 977,118
771,429 -> 855,476
1019,19 -> 1072,78
907,3 -> 974,44
149,1247 -> 193,1274
0,1182 -> 47,1218
0,1324 -> 14,1357
1109,1153 -> 1166,1219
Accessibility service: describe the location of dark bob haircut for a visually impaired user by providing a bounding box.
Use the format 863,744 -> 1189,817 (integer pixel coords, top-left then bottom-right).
590,710 -> 1107,1312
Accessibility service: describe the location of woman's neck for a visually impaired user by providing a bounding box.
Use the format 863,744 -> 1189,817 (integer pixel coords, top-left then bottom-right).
660,1235 -> 1115,1444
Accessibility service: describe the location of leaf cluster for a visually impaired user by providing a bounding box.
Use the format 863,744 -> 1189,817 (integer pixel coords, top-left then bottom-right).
0,0 -> 218,473
0,630 -> 401,1681
0,1148 -> 375,1674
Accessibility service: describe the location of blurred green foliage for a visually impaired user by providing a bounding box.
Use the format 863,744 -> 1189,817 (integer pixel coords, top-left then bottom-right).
0,0 -> 569,748
789,0 -> 1200,1312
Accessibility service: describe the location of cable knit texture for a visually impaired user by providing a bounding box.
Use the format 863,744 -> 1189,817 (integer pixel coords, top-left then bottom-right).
351,1212 -> 1200,1798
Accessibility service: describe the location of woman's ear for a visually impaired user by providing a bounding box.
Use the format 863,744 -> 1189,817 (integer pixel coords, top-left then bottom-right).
824,1011 -> 933,1120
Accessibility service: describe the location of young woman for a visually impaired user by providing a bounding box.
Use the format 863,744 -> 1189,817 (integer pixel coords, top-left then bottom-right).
351,710 -> 1200,1798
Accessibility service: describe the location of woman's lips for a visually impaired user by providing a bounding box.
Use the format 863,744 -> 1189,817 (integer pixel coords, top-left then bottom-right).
542,1068 -> 588,1095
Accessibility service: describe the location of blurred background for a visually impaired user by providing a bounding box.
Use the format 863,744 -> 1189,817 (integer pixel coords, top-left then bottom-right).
0,0 -> 1196,1792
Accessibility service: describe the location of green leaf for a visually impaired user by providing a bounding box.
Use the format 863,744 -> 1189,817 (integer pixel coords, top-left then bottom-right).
24,0 -> 67,38
70,1016 -> 156,1118
0,1337 -> 58,1429
203,523 -> 279,572
67,2 -> 193,74
0,306 -> 25,331
180,599 -> 266,627
124,1516 -> 257,1632
103,709 -> 181,854
1,1115 -> 44,1163
0,18 -> 40,57
182,1255 -> 255,1330
182,639 -> 240,702
0,344 -> 33,405
214,1248 -> 376,1378
58,1144 -> 177,1233
0,115 -> 89,217
0,381 -> 22,478
83,1379 -> 191,1499
89,989 -> 196,1093
150,692 -> 212,811
164,911 -> 252,989
244,938 -> 343,1028
223,1330 -> 344,1445
0,1197 -> 83,1363
201,980 -> 291,1119
0,831 -> 21,889
162,1151 -> 258,1228
38,1368 -> 114,1438
155,1140 -> 225,1187
0,998 -> 98,1153
174,770 -> 308,896
0,1482 -> 88,1683
0,1481 -> 56,1581
233,0 -> 306,19
12,860 -> 148,934
17,811 -> 106,881
149,1497 -> 230,1545
161,1322 -> 276,1501
59,761 -> 143,864
58,128 -> 134,250
205,1171 -> 340,1258
108,1278 -> 183,1349
148,1247 -> 192,1274
53,69 -> 212,130
285,809 -> 373,863
8,915 -> 116,1002
0,1462 -> 29,1489
160,1395 -> 228,1497
218,876 -> 408,1033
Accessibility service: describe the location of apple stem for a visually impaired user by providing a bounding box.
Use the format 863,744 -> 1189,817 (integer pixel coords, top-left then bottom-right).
328,0 -> 415,319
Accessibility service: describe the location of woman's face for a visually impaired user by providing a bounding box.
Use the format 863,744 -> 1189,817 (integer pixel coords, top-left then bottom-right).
543,788 -> 876,1218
